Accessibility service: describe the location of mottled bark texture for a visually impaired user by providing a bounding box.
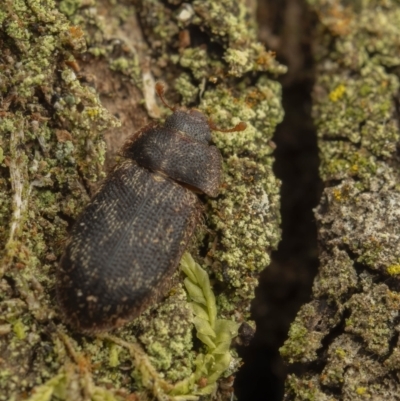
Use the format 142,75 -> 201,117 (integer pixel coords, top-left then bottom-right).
0,0 -> 284,400
281,1 -> 400,400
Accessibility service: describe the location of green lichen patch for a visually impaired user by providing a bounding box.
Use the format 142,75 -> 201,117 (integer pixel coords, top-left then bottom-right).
135,283 -> 196,382
202,77 -> 284,156
283,247 -> 360,364
208,154 -> 280,313
319,334 -> 391,399
316,68 -> 399,154
345,281 -> 400,356
316,68 -> 399,185
280,300 -> 337,363
317,140 -> 396,190
286,339 -> 399,401
139,0 -> 286,80
312,248 -> 358,300
320,334 -> 362,389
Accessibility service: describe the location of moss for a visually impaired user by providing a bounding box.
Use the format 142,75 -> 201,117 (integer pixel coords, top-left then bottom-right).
177,253 -> 240,395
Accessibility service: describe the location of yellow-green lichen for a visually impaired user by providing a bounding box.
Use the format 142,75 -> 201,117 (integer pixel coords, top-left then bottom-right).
386,264 -> 400,276
280,302 -> 326,364
329,83 -> 346,102
356,387 -> 367,395
12,319 -> 27,340
109,56 -> 141,85
173,73 -> 199,105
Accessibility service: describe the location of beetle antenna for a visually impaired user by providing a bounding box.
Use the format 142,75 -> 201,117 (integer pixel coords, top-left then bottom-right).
208,120 -> 247,133
155,82 -> 175,111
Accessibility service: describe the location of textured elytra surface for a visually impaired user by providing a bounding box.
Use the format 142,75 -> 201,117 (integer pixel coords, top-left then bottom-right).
57,103 -> 223,333
57,160 -> 201,332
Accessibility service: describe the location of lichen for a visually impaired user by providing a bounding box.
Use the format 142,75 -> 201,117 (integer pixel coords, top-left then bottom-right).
282,1 -> 400,399
0,0 -> 117,399
136,284 -> 195,382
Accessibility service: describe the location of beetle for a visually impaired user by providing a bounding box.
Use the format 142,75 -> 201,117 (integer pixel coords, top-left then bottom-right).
56,83 -> 246,333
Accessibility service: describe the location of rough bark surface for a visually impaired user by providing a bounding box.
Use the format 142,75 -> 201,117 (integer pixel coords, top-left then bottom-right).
0,0 -> 284,400
281,1 -> 400,400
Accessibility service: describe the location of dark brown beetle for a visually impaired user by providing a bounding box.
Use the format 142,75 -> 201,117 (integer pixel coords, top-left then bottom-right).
56,83 -> 246,333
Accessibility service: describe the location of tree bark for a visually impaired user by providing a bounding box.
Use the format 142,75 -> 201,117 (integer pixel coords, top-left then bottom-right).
281,1 -> 400,399
0,1 -> 284,400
